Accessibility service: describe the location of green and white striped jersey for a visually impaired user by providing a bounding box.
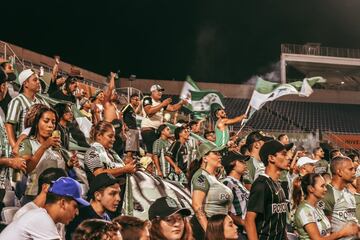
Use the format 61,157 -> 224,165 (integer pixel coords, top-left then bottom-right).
5,93 -> 48,137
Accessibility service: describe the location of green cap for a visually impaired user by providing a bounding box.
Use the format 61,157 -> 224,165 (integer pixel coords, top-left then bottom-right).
198,141 -> 225,158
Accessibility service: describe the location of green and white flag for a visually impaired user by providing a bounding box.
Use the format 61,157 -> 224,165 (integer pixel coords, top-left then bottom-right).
180,76 -> 200,104
190,90 -> 225,112
249,76 -> 326,110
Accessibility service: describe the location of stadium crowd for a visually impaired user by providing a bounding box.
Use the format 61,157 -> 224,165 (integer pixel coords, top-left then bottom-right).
0,57 -> 359,240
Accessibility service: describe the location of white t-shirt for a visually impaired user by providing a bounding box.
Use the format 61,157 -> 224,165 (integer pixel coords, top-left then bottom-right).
12,201 -> 38,222
0,208 -> 60,240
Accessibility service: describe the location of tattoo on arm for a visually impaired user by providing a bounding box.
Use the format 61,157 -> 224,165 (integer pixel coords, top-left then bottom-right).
195,207 -> 206,218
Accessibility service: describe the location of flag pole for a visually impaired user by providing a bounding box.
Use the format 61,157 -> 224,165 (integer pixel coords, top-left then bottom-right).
236,104 -> 251,136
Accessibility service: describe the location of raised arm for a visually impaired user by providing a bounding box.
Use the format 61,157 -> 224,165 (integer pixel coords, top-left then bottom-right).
222,114 -> 247,125
103,72 -> 116,104
166,99 -> 187,112
143,98 -> 170,117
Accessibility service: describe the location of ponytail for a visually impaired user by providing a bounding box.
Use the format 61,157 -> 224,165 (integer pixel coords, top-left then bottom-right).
187,158 -> 203,190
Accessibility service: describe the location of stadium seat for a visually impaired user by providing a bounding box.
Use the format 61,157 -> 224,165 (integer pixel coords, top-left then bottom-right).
3,191 -> 16,207
1,207 -> 19,224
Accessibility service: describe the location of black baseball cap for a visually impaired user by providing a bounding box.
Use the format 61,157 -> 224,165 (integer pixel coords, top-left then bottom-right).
88,173 -> 125,197
259,140 -> 294,165
148,196 -> 191,221
245,131 -> 274,146
222,151 -> 250,167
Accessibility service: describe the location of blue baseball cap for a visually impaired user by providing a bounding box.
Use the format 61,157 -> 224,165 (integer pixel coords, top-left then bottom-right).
49,177 -> 89,207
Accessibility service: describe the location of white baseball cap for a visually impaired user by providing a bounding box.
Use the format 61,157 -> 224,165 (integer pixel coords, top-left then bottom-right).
297,157 -> 317,168
18,69 -> 37,86
150,84 -> 164,92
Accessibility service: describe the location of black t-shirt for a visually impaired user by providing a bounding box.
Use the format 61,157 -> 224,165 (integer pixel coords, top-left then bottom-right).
247,174 -> 287,240
65,205 -> 110,240
121,104 -> 137,129
166,140 -> 188,172
0,92 -> 11,116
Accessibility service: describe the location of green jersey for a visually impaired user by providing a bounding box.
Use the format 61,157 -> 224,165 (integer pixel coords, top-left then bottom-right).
354,193 -> 360,223
321,184 -> 358,240
244,156 -> 265,184
215,119 -> 229,147
19,138 -> 65,196
191,168 -> 233,217
294,202 -> 331,240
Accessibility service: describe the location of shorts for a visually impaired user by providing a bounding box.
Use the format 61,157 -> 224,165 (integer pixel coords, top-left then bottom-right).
125,129 -> 140,152
141,128 -> 157,153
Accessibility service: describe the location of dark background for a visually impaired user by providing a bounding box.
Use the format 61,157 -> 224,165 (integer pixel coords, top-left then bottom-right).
2,0 -> 360,83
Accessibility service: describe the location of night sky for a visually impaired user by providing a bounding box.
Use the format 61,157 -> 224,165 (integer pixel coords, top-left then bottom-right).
2,0 -> 360,83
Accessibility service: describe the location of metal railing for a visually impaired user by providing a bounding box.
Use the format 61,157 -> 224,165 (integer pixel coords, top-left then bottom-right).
0,41 -> 25,70
281,43 -> 360,59
0,41 -> 106,89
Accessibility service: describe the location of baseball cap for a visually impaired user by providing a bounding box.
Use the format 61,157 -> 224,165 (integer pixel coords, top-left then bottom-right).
198,142 -> 226,158
48,177 -> 89,206
18,69 -> 37,86
150,84 -> 164,92
148,196 -> 191,221
297,157 -> 317,168
259,140 -> 294,165
221,151 -> 250,168
88,173 -> 125,197
79,97 -> 90,108
245,131 -> 274,147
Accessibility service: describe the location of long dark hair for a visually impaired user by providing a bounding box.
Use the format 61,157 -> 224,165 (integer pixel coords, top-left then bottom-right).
28,105 -> 58,138
72,219 -> 122,240
149,217 -> 193,240
204,214 -> 227,240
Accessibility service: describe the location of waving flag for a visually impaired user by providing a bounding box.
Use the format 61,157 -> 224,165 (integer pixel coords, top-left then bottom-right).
249,76 -> 326,110
190,90 -> 225,112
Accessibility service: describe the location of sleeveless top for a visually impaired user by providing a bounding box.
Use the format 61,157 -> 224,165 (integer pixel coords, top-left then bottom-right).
215,119 -> 229,147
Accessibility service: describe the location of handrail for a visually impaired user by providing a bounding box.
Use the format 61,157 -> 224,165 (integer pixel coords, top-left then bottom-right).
281,43 -> 360,59
0,41 -> 25,69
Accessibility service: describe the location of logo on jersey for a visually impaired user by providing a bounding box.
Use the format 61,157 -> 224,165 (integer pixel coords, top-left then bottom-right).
271,203 -> 287,214
317,200 -> 325,210
336,209 -> 356,220
219,193 -> 231,200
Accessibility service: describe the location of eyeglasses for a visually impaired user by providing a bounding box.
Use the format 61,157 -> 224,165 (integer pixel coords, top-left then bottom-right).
161,214 -> 184,226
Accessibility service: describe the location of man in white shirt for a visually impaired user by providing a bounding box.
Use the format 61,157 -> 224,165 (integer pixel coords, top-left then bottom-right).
0,177 -> 89,240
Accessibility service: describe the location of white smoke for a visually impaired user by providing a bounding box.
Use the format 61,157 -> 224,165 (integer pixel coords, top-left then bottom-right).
245,61 -> 281,84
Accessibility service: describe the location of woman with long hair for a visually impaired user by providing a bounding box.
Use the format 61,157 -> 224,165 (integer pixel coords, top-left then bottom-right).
189,143 -> 233,239
204,214 -> 238,240
84,121 -> 137,216
294,173 -> 358,239
19,104 -> 65,205
84,121 -> 137,182
148,196 -> 193,240
72,219 -> 122,240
